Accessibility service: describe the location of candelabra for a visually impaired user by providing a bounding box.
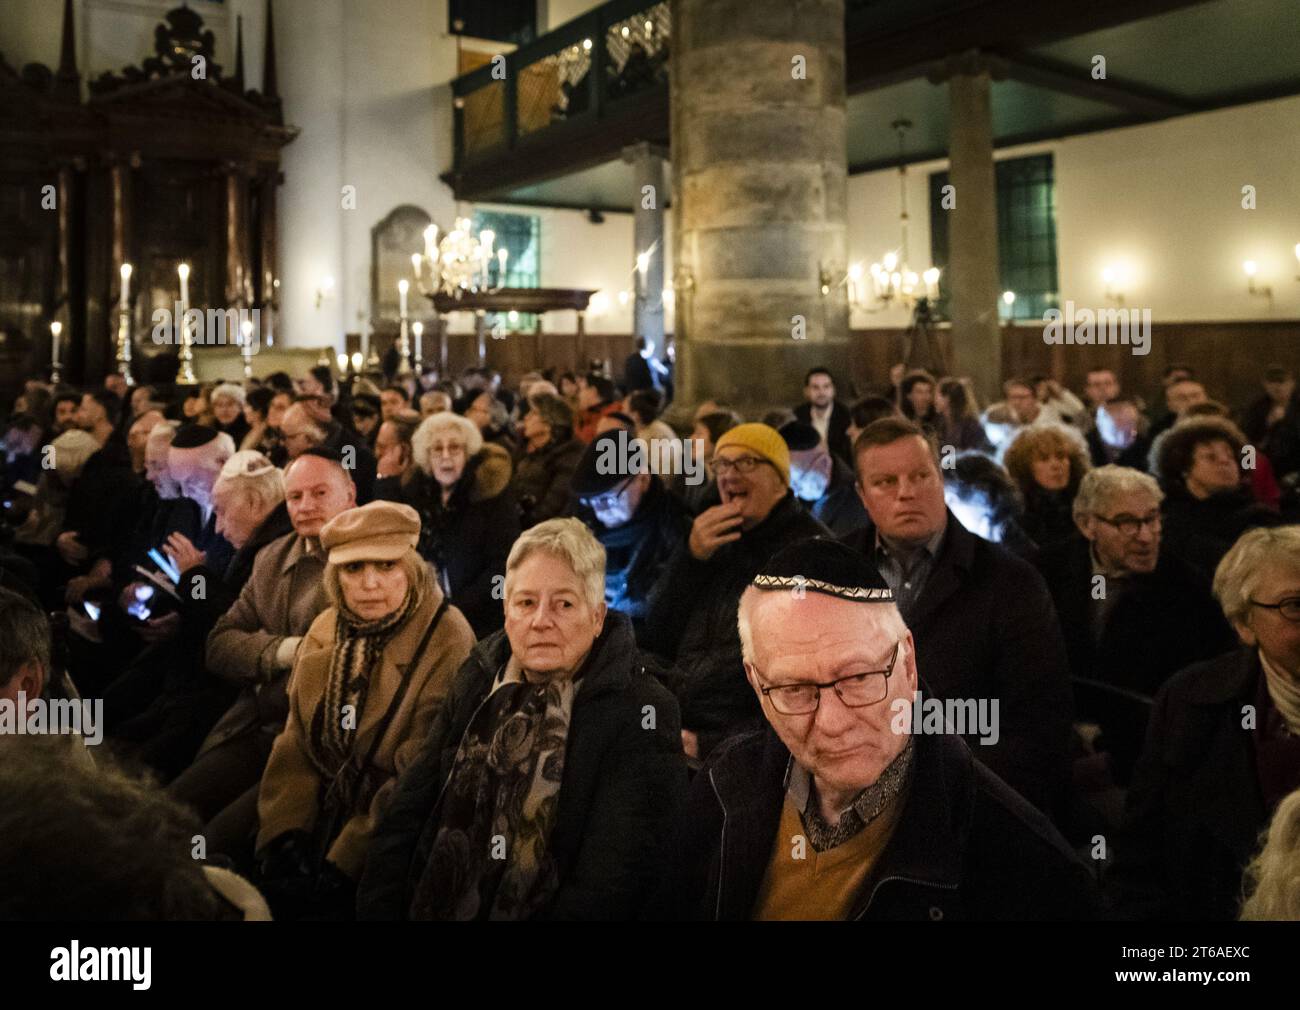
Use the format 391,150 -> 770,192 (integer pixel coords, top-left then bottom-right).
411,219 -> 508,301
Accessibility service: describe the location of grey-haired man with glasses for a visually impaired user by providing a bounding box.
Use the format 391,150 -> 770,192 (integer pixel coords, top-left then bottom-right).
1037,465 -> 1235,781
650,537 -> 1098,920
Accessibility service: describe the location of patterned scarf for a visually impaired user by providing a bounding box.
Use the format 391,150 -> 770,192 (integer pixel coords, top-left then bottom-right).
408,667 -> 578,921
314,588 -> 419,777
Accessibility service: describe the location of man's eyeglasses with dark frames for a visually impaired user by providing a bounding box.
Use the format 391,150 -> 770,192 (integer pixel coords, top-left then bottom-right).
712,455 -> 771,477
580,476 -> 633,511
1094,512 -> 1162,537
757,640 -> 901,716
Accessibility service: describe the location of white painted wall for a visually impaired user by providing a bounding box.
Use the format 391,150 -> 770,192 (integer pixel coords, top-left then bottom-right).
542,0 -> 607,32
847,93 -> 1300,327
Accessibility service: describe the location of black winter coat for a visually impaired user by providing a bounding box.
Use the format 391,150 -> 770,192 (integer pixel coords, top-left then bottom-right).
842,514 -> 1074,813
1107,648 -> 1283,920
793,400 -> 852,467
648,726 -> 1100,920
398,445 -> 519,639
585,477 -> 689,643
357,611 -> 688,920
1160,486 -> 1281,583
511,436 -> 585,528
64,437 -> 142,563
806,456 -> 869,537
644,493 -> 829,756
1036,534 -> 1236,780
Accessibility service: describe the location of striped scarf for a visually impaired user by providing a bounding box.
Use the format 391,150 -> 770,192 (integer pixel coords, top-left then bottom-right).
315,588 -> 419,775
1261,650 -> 1300,735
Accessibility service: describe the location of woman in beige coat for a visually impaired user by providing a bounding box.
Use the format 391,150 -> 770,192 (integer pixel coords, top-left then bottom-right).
255,500 -> 474,919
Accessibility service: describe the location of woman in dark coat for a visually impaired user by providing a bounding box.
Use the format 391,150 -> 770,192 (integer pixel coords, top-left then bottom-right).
935,377 -> 992,453
1004,423 -> 1091,553
510,391 -> 585,528
1108,525 -> 1300,920
1155,416 -> 1281,581
401,411 -> 519,638
358,518 -> 687,920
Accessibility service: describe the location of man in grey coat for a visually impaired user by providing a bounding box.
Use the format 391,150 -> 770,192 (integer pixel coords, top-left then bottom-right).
168,450 -> 356,856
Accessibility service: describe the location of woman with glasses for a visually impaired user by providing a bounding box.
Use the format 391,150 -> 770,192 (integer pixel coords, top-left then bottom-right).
1155,416 -> 1282,582
358,518 -> 687,920
1109,524 -> 1300,920
397,412 -> 518,639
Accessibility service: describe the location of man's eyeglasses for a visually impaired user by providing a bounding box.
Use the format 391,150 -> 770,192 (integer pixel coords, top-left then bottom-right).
1095,512 -> 1162,537
712,455 -> 769,477
1249,597 -> 1300,622
581,476 -> 632,510
756,641 -> 901,716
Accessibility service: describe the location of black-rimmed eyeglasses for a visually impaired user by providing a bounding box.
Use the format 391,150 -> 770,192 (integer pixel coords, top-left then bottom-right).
756,640 -> 901,716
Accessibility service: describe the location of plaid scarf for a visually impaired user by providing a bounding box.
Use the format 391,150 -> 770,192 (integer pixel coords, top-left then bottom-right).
408,667 -> 577,921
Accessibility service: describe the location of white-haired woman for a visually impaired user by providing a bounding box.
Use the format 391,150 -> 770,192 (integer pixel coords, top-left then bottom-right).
174,451 -> 293,620
210,382 -> 251,447
398,411 -> 518,638
256,501 -> 476,919
358,517 -> 687,921
1109,524 -> 1300,920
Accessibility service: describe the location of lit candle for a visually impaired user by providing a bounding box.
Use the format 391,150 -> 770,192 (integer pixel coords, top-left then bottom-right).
398,278 -> 409,319
923,267 -> 940,300
424,224 -> 438,260
240,318 -> 253,348
497,248 -> 508,284
50,321 -> 62,359
351,351 -> 363,372
411,252 -> 423,281
412,320 -> 424,362
178,263 -> 191,343
119,263 -> 132,311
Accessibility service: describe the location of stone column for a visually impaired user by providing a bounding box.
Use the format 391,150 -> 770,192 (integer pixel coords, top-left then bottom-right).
623,142 -> 667,355
946,54 -> 1002,404
672,0 -> 849,414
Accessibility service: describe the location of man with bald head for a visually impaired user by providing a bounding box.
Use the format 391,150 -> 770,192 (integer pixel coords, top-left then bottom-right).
282,400 -> 377,504
652,538 -> 1097,920
169,449 -> 357,849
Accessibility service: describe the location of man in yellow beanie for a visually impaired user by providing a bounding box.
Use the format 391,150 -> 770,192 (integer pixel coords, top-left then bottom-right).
645,422 -> 829,760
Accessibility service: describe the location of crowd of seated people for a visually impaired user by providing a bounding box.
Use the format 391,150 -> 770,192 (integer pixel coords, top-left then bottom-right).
1,352 -> 1298,923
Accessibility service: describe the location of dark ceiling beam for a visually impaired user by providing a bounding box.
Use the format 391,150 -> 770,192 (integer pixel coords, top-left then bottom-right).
990,51 -> 1197,118
845,0 -> 1213,95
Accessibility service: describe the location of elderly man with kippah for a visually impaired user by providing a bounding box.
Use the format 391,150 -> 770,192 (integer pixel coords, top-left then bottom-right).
651,538 -> 1099,921
644,422 -> 829,760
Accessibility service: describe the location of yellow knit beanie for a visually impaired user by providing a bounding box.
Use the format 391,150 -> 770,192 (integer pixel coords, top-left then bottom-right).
714,423 -> 790,486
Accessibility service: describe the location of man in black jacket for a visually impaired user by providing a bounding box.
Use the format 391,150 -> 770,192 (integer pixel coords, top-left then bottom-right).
844,418 -> 1073,814
781,421 -> 868,536
650,538 -> 1099,920
1036,465 -> 1235,781
792,367 -> 853,467
571,433 -> 689,645
644,423 -> 828,760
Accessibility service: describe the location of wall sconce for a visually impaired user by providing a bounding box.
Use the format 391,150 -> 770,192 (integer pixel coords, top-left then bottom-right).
1243,260 -> 1272,300
1101,264 -> 1129,305
315,275 -> 335,310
